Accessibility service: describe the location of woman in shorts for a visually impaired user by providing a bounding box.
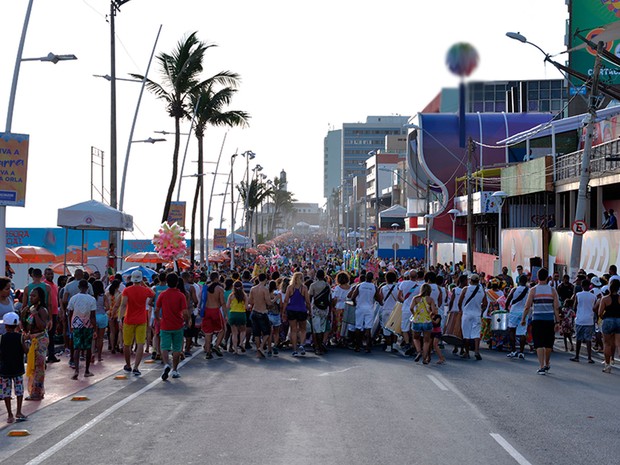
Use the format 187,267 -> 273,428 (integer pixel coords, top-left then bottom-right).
227,281 -> 248,354
267,280 -> 282,355
598,279 -> 620,373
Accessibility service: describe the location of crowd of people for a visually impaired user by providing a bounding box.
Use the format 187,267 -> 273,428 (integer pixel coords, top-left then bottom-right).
0,236 -> 619,425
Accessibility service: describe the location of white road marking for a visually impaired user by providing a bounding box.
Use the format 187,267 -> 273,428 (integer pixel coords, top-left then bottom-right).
432,372 -> 486,419
490,433 -> 534,465
25,351 -> 200,465
317,366 -> 360,377
426,374 -> 449,391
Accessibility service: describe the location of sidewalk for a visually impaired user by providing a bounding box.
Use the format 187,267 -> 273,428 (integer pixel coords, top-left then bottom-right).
1,351 -> 129,428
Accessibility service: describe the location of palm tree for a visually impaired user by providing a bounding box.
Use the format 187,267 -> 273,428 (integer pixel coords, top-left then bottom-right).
269,177 -> 295,236
189,84 -> 249,266
237,178 -> 273,243
132,32 -> 239,223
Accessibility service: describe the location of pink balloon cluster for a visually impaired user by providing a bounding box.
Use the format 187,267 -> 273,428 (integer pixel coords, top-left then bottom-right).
152,222 -> 187,261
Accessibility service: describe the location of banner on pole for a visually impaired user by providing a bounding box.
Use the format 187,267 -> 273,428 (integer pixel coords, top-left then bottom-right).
167,201 -> 186,228
0,133 -> 29,207
213,228 -> 227,250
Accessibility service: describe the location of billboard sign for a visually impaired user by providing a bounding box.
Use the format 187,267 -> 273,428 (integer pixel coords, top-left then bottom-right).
0,133 -> 29,206
167,201 -> 186,228
213,228 -> 227,250
569,1 -> 620,85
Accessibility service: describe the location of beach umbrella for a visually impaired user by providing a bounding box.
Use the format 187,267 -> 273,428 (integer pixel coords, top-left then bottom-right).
11,246 -> 55,263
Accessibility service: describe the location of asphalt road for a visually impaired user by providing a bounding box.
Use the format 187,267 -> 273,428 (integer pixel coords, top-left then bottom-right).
1,344 -> 618,465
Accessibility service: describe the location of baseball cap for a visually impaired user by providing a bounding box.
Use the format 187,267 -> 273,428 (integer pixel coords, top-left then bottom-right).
130,270 -> 143,283
0,312 -> 19,326
469,273 -> 480,281
591,276 -> 602,287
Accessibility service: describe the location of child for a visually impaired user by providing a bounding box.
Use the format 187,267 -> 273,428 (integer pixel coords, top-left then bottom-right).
0,312 -> 28,424
560,299 -> 575,352
431,313 -> 446,364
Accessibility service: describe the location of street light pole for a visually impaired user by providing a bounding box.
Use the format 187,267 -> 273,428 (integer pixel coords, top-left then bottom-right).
230,153 -> 238,270
2,0 -> 77,275
491,191 -> 507,270
448,208 -> 460,272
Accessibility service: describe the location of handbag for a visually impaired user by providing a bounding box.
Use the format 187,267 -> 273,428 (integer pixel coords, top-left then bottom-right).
343,300 -> 357,325
385,302 -> 403,335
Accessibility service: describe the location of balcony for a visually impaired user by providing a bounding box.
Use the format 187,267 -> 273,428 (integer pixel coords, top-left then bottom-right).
556,139 -> 620,184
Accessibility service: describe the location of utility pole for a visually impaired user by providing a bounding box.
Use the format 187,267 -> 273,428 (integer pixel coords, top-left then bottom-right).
467,137 -> 475,272
569,41 -> 603,278
230,157 -> 236,270
109,0 -> 131,270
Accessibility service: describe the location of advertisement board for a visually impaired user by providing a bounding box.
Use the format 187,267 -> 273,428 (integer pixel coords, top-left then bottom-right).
213,228 -> 227,250
569,1 -> 620,85
549,230 -> 620,276
167,201 -> 186,228
501,229 -> 543,278
0,133 -> 29,206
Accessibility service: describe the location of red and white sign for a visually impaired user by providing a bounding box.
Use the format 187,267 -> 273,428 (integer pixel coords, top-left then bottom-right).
571,220 -> 588,236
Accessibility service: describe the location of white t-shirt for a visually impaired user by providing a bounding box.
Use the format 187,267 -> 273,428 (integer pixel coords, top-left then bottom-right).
429,283 -> 442,307
461,284 -> 484,316
575,291 -> 596,326
380,283 -> 398,314
509,286 -> 529,314
449,287 -> 463,312
68,293 -> 97,329
399,280 -> 418,315
332,285 -> 349,310
356,282 -> 376,311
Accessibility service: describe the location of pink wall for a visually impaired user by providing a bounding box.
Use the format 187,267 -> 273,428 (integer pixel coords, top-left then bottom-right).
474,251 -> 497,277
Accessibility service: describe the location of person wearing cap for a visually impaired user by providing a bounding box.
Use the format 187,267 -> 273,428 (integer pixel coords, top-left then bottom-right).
0,312 -> 28,423
0,277 -> 14,336
570,279 -> 597,364
119,270 -> 155,376
458,273 -> 488,360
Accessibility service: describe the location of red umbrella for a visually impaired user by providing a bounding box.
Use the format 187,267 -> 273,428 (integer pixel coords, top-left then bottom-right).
11,246 -> 55,263
5,248 -> 23,263
125,252 -> 162,263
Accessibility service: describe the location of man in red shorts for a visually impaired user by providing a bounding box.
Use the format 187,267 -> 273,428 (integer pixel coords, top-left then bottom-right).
199,272 -> 226,359
119,270 -> 155,376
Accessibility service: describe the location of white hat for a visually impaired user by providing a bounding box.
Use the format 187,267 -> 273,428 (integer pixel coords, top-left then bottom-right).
0,311 -> 19,326
469,273 -> 480,281
130,270 -> 143,283
591,276 -> 602,287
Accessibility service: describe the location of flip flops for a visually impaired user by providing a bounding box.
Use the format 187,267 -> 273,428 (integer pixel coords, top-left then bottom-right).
15,415 -> 27,422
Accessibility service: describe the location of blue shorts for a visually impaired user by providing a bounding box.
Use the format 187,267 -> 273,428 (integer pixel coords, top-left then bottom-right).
96,313 -> 109,329
575,324 -> 594,342
268,313 -> 281,327
602,317 -> 620,335
412,322 -> 433,333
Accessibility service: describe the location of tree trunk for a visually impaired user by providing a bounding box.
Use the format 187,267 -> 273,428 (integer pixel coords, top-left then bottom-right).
161,116 -> 182,223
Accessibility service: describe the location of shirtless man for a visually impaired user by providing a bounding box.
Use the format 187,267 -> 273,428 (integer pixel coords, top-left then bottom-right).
199,272 -> 226,359
248,273 -> 274,358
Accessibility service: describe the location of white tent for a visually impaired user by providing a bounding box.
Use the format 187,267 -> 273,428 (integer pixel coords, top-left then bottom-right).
57,199 -> 133,231
227,233 -> 251,246
56,200 -> 133,273
379,204 -> 407,219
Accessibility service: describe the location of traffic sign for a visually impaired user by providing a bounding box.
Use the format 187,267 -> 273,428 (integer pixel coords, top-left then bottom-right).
571,220 -> 588,236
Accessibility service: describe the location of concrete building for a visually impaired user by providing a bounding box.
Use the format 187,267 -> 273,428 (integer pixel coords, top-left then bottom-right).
324,129 -> 341,199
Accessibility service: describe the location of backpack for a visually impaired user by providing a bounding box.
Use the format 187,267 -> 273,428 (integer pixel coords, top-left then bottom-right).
313,284 -> 331,310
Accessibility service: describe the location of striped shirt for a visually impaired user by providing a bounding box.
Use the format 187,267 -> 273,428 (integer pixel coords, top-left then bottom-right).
531,283 -> 555,321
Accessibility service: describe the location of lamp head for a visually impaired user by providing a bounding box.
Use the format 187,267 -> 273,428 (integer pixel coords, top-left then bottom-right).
491,191 -> 508,199
506,32 -> 527,43
448,208 -> 460,216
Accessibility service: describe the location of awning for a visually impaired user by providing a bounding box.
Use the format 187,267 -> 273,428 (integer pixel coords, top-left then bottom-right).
497,104 -> 620,146
409,227 -> 465,244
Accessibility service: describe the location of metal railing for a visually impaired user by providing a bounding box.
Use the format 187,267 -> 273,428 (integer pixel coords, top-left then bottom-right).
556,138 -> 620,182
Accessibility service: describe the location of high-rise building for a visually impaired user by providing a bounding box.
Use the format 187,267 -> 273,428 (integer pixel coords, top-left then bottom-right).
323,129 -> 341,198
341,115 -> 410,201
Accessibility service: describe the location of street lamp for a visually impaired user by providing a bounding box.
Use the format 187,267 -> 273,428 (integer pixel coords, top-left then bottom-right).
1,0 -> 77,276
491,191 -> 508,269
448,208 -> 460,272
423,214 -> 433,268
391,223 -> 400,263
508,32 -> 604,277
